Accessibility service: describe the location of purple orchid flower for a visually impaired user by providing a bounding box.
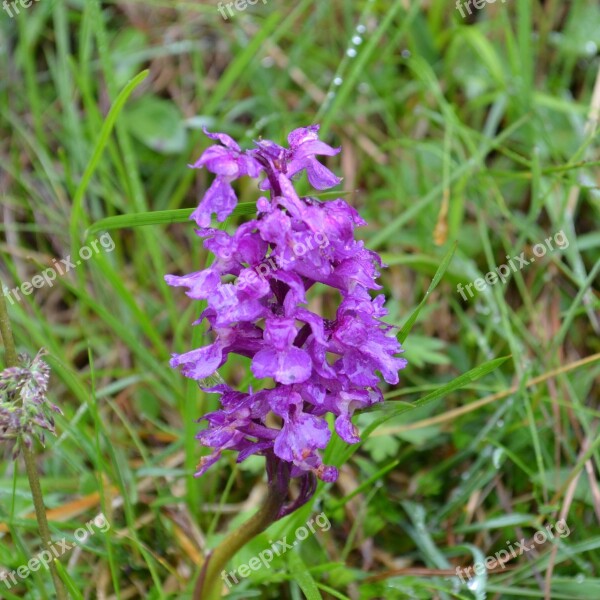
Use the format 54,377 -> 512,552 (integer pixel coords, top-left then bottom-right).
166,125 -> 407,506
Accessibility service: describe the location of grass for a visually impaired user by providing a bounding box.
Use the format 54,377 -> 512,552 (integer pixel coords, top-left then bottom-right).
1,0 -> 599,598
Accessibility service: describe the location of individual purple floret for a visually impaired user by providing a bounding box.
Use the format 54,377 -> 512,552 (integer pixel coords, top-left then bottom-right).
166,125 -> 406,494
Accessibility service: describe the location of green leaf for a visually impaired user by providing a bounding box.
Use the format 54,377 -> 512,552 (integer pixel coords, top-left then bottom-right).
402,335 -> 450,368
204,11 -> 284,115
455,513 -> 536,533
70,70 -> 149,253
333,356 -> 510,477
397,242 -> 457,343
364,356 -> 511,436
363,433 -> 400,462
54,559 -> 85,600
85,202 -> 257,237
319,0 -> 419,135
533,468 -> 599,507
459,28 -> 505,86
287,551 -> 323,600
125,96 -> 187,154
329,459 -> 400,509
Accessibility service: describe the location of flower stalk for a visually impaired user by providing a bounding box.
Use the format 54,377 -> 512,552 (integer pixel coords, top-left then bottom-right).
194,475 -> 287,600
170,125 -> 406,597
0,281 -> 68,600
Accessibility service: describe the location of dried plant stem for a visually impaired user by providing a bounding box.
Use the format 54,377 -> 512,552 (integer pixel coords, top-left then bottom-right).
0,283 -> 68,600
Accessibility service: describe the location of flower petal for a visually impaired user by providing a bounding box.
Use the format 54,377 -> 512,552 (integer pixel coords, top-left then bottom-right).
170,342 -> 224,381
305,158 -> 342,190
251,347 -> 312,384
190,176 -> 238,227
202,128 -> 241,151
164,269 -> 221,299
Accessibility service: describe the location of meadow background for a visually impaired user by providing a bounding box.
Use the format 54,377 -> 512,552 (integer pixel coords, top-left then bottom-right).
1,0 -> 600,598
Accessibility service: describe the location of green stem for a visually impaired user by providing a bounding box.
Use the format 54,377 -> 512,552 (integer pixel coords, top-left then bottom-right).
0,285 -> 18,368
22,446 -> 69,599
194,481 -> 286,600
0,284 -> 68,600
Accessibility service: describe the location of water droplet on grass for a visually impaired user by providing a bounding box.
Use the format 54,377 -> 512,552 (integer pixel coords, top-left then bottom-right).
492,448 -> 504,468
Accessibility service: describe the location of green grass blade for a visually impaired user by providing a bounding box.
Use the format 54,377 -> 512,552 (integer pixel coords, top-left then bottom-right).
287,552 -> 323,600
70,70 -> 149,253
365,356 -> 511,435
86,202 -> 257,237
397,242 -> 456,343
54,559 -> 85,600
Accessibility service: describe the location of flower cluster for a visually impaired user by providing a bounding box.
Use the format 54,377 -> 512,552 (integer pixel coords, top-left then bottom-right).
166,126 -> 406,487
0,349 -> 61,458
